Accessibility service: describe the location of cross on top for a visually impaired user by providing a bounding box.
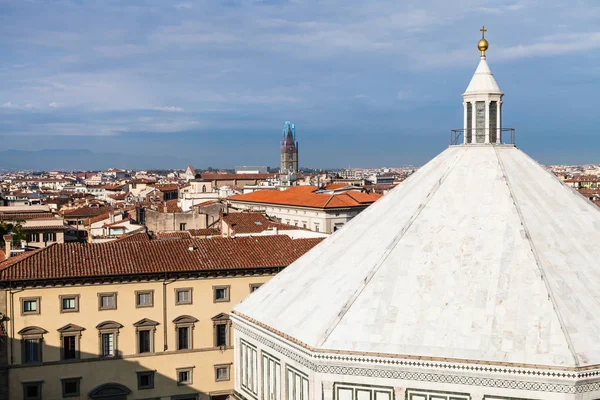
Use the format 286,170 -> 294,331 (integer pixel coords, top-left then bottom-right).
480,25 -> 487,38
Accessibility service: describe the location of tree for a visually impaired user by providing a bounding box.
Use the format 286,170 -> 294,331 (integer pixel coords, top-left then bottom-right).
0,221 -> 26,244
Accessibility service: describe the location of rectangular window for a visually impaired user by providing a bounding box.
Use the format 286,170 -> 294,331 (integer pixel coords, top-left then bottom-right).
175,288 -> 192,305
250,283 -> 263,293
21,297 -> 40,315
101,333 -> 115,357
405,389 -> 470,400
334,383 -> 394,400
213,285 -> 230,303
138,330 -> 151,353
216,324 -> 227,347
62,335 -> 77,360
136,290 -> 154,308
60,295 -> 79,313
43,232 -> 56,242
215,365 -> 230,382
286,366 -> 309,400
23,339 -> 41,363
177,368 -> 193,385
98,292 -> 117,310
180,223 -> 187,231
177,327 -> 190,350
22,382 -> 42,400
240,340 -> 258,396
315,224 -> 319,232
26,233 -> 40,242
137,371 -> 155,390
62,378 -> 80,398
262,352 -> 281,400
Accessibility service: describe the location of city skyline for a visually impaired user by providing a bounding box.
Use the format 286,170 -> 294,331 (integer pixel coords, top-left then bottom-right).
1,0 -> 600,168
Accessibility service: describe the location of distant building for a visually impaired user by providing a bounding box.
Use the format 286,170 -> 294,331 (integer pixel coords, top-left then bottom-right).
280,121 -> 298,186
235,166 -> 269,174
228,186 -> 381,233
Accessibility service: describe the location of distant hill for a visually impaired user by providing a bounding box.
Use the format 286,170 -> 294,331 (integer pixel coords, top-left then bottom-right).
0,149 -> 185,171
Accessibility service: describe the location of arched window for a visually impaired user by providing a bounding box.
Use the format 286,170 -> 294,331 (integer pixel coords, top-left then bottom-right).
18,326 -> 47,364
88,383 -> 131,400
173,315 -> 198,350
96,321 -> 123,357
202,185 -> 206,193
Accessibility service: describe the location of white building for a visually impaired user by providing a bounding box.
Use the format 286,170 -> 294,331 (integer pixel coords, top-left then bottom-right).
230,30 -> 600,400
228,186 -> 381,234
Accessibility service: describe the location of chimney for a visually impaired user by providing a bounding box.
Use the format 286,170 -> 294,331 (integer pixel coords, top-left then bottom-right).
3,234 -> 12,260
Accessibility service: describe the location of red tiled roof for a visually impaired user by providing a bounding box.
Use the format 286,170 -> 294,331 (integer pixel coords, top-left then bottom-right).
223,212 -> 303,234
156,199 -> 182,213
0,249 -> 4,260
0,236 -> 323,281
21,224 -> 69,231
229,186 -> 381,209
116,231 -> 151,242
61,206 -> 107,218
0,212 -> 55,221
201,173 -> 276,181
157,232 -> 192,239
154,184 -> 179,192
188,228 -> 220,237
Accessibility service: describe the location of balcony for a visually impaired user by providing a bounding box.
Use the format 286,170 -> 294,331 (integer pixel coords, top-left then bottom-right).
450,128 -> 515,146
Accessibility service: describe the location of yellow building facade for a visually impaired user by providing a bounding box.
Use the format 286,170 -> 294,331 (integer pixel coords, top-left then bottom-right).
0,234 -> 322,400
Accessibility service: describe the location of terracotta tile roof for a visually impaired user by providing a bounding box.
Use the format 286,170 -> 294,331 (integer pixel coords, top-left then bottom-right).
116,231 -> 151,242
223,212 -> 303,234
157,232 -> 192,239
0,236 -> 323,281
188,228 -> 220,237
154,184 -> 179,192
21,224 -> 69,231
0,212 -> 55,221
201,173 -> 276,181
61,206 -> 107,218
0,249 -> 4,260
156,199 -> 182,213
229,186 -> 381,209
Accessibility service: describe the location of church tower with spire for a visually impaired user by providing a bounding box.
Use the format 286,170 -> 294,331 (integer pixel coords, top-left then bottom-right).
462,26 -> 504,144
280,121 -> 298,175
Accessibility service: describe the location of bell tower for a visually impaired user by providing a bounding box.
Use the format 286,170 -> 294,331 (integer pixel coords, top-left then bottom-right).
462,26 -> 503,144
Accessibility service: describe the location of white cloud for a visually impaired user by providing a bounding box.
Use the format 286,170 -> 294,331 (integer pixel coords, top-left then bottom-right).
1,101 -> 17,108
152,106 -> 185,112
48,102 -> 58,108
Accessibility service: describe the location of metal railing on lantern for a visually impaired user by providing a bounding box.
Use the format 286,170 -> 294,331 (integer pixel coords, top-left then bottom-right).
450,128 -> 515,146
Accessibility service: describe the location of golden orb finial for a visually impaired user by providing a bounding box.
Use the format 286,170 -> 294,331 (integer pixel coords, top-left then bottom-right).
478,25 -> 489,56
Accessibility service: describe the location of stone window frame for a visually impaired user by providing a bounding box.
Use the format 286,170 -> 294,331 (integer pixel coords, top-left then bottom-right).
98,292 -> 117,311
57,324 -> 85,360
137,371 -> 155,390
133,318 -> 159,354
22,380 -> 43,400
173,315 -> 198,351
135,290 -> 154,308
61,377 -> 81,398
18,326 -> 47,364
249,283 -> 263,293
213,285 -> 230,303
59,294 -> 80,313
214,364 -> 231,382
20,297 -> 41,316
96,321 -> 123,357
211,313 -> 231,348
176,367 -> 194,385
175,287 -> 193,305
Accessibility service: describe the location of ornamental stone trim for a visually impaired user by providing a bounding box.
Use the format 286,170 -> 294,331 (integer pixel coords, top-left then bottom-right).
235,322 -> 600,394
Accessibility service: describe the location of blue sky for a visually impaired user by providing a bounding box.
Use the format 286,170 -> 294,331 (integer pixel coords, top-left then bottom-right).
1,0 -> 600,169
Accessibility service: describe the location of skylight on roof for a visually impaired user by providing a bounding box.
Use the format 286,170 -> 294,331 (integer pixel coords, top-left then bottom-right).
254,222 -> 262,225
